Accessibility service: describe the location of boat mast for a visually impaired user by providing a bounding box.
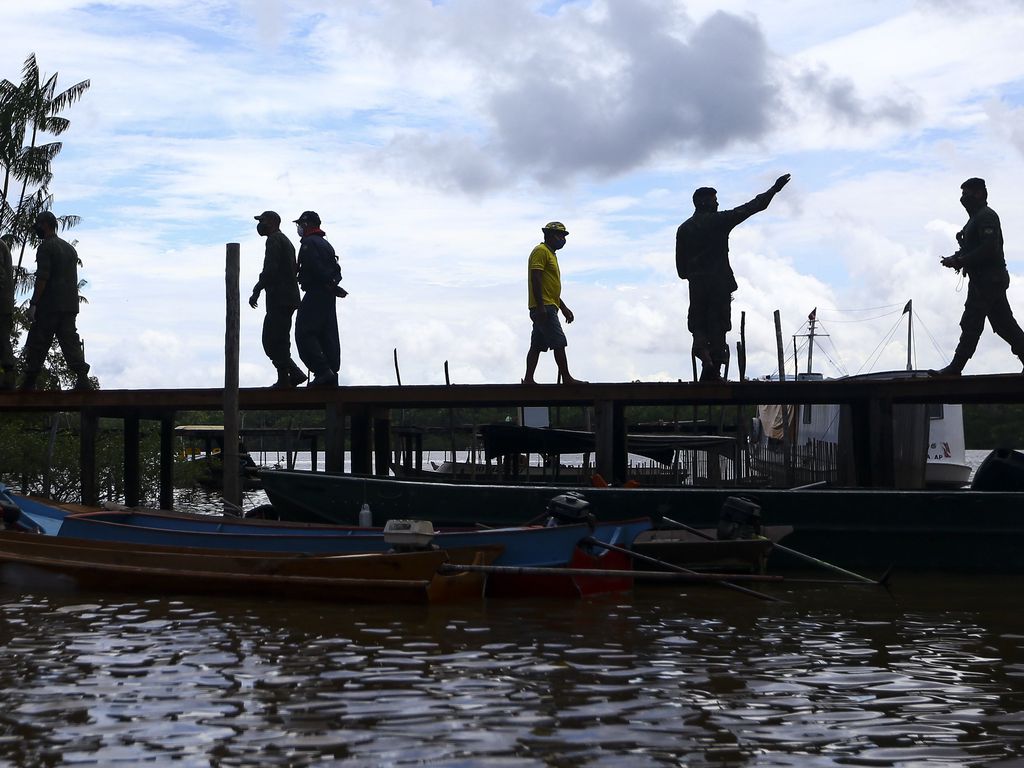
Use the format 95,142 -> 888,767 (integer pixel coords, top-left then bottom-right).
806,308 -> 816,374
905,299 -> 913,371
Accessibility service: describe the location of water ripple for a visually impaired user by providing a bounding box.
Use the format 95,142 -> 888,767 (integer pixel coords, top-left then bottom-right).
0,576 -> 1022,765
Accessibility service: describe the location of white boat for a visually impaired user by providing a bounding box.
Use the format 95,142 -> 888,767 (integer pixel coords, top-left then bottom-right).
752,304 -> 971,489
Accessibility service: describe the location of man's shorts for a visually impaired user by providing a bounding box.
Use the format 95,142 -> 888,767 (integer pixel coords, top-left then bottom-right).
530,305 -> 568,352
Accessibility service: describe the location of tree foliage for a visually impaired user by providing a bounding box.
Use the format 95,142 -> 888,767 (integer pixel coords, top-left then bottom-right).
0,53 -> 89,270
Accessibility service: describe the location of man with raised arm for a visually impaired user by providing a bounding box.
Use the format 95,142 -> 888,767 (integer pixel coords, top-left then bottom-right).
676,174 -> 791,382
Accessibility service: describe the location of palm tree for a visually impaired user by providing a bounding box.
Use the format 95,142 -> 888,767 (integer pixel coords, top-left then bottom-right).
0,53 -> 90,267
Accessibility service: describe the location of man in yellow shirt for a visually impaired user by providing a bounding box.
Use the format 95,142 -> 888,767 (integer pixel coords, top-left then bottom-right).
523,221 -> 585,384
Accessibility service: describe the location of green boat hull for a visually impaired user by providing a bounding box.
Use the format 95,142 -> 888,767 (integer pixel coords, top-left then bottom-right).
258,470 -> 1024,572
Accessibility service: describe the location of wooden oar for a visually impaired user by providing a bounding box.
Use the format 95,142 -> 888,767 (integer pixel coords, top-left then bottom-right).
660,514 -> 889,587
439,563 -> 783,583
581,536 -> 784,603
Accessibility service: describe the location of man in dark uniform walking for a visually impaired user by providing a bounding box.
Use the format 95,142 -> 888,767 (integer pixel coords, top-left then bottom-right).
676,173 -> 790,381
249,210 -> 306,388
0,234 -> 15,390
931,178 -> 1024,376
294,211 -> 345,387
21,211 -> 92,391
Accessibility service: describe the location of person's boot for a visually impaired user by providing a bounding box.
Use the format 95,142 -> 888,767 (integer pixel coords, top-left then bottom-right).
309,369 -> 338,387
19,371 -> 38,392
288,360 -> 308,387
270,364 -> 291,388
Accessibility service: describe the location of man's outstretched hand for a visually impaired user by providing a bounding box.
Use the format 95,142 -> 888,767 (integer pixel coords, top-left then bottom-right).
773,174 -> 791,193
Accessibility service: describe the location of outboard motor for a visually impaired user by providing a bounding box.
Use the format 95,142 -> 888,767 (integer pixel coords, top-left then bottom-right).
545,491 -> 594,528
717,496 -> 762,540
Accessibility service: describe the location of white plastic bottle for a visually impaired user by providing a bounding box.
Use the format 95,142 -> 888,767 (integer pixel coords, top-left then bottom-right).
359,502 -> 372,527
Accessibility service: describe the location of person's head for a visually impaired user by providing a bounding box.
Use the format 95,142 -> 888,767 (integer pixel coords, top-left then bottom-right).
692,187 -> 718,212
293,210 -> 321,236
960,178 -> 987,213
33,211 -> 58,239
542,221 -> 569,250
254,210 -> 281,237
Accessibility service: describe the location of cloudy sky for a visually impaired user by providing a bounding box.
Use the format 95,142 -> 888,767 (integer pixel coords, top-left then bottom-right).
5,0 -> 1024,389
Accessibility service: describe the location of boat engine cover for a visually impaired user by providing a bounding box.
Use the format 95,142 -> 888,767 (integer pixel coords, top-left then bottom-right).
717,496 -> 762,540
545,491 -> 594,527
383,519 -> 437,548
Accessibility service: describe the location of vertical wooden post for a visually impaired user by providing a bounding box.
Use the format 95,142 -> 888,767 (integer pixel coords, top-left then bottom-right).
124,414 -> 140,507
871,397 -> 895,488
350,405 -> 372,474
373,407 -> 391,476
79,409 -> 98,506
224,243 -> 241,511
738,311 -> 747,381
160,414 -> 174,509
594,399 -> 627,483
325,404 -> 346,473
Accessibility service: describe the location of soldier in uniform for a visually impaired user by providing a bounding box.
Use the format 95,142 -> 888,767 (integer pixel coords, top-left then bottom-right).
0,234 -> 14,390
249,210 -> 306,387
676,174 -> 790,382
293,211 -> 345,387
931,178 -> 1024,376
21,211 -> 92,391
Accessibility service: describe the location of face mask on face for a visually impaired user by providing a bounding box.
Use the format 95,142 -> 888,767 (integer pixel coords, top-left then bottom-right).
256,222 -> 266,236
296,223 -> 305,236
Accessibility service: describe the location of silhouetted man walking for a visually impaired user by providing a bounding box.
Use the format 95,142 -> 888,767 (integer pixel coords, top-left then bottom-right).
931,178 -> 1024,376
250,210 -> 305,388
294,210 -> 344,387
523,221 -> 585,385
676,174 -> 790,381
21,211 -> 92,391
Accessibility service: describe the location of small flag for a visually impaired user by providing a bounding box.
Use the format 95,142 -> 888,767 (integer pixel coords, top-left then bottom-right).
902,300 -> 912,315
808,307 -> 817,322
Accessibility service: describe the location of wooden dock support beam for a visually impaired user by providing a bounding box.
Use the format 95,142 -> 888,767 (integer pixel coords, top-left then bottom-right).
223,242 -> 241,511
373,407 -> 391,476
80,409 -> 98,506
124,414 -> 140,507
594,400 -> 627,483
160,415 -> 174,510
325,404 -> 346,473
350,405 -> 372,474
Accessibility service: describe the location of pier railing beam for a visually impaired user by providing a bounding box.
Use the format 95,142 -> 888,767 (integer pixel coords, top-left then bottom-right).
124,414 -> 140,507
80,408 -> 98,506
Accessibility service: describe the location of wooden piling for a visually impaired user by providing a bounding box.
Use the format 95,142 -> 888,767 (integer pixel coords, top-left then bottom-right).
223,243 -> 241,511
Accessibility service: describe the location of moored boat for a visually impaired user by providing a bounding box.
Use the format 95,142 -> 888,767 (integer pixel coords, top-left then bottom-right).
0,530 -> 465,604
255,470 -> 1024,572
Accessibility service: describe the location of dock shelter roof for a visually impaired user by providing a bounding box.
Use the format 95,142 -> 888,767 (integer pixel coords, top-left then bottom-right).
479,424 -> 736,466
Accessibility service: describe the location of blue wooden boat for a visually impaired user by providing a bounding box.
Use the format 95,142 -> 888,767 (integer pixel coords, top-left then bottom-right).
4,488 -> 651,570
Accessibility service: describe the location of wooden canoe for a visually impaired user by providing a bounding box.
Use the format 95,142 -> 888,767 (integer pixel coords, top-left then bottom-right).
0,530 -> 501,605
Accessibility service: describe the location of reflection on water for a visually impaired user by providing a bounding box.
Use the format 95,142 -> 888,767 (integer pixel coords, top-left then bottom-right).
1,576 -> 1023,766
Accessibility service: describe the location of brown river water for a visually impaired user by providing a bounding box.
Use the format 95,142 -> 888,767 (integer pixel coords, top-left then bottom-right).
1,572 -> 1023,767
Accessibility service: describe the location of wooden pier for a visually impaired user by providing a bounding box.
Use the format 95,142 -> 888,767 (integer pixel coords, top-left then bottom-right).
1,373 -> 1022,508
